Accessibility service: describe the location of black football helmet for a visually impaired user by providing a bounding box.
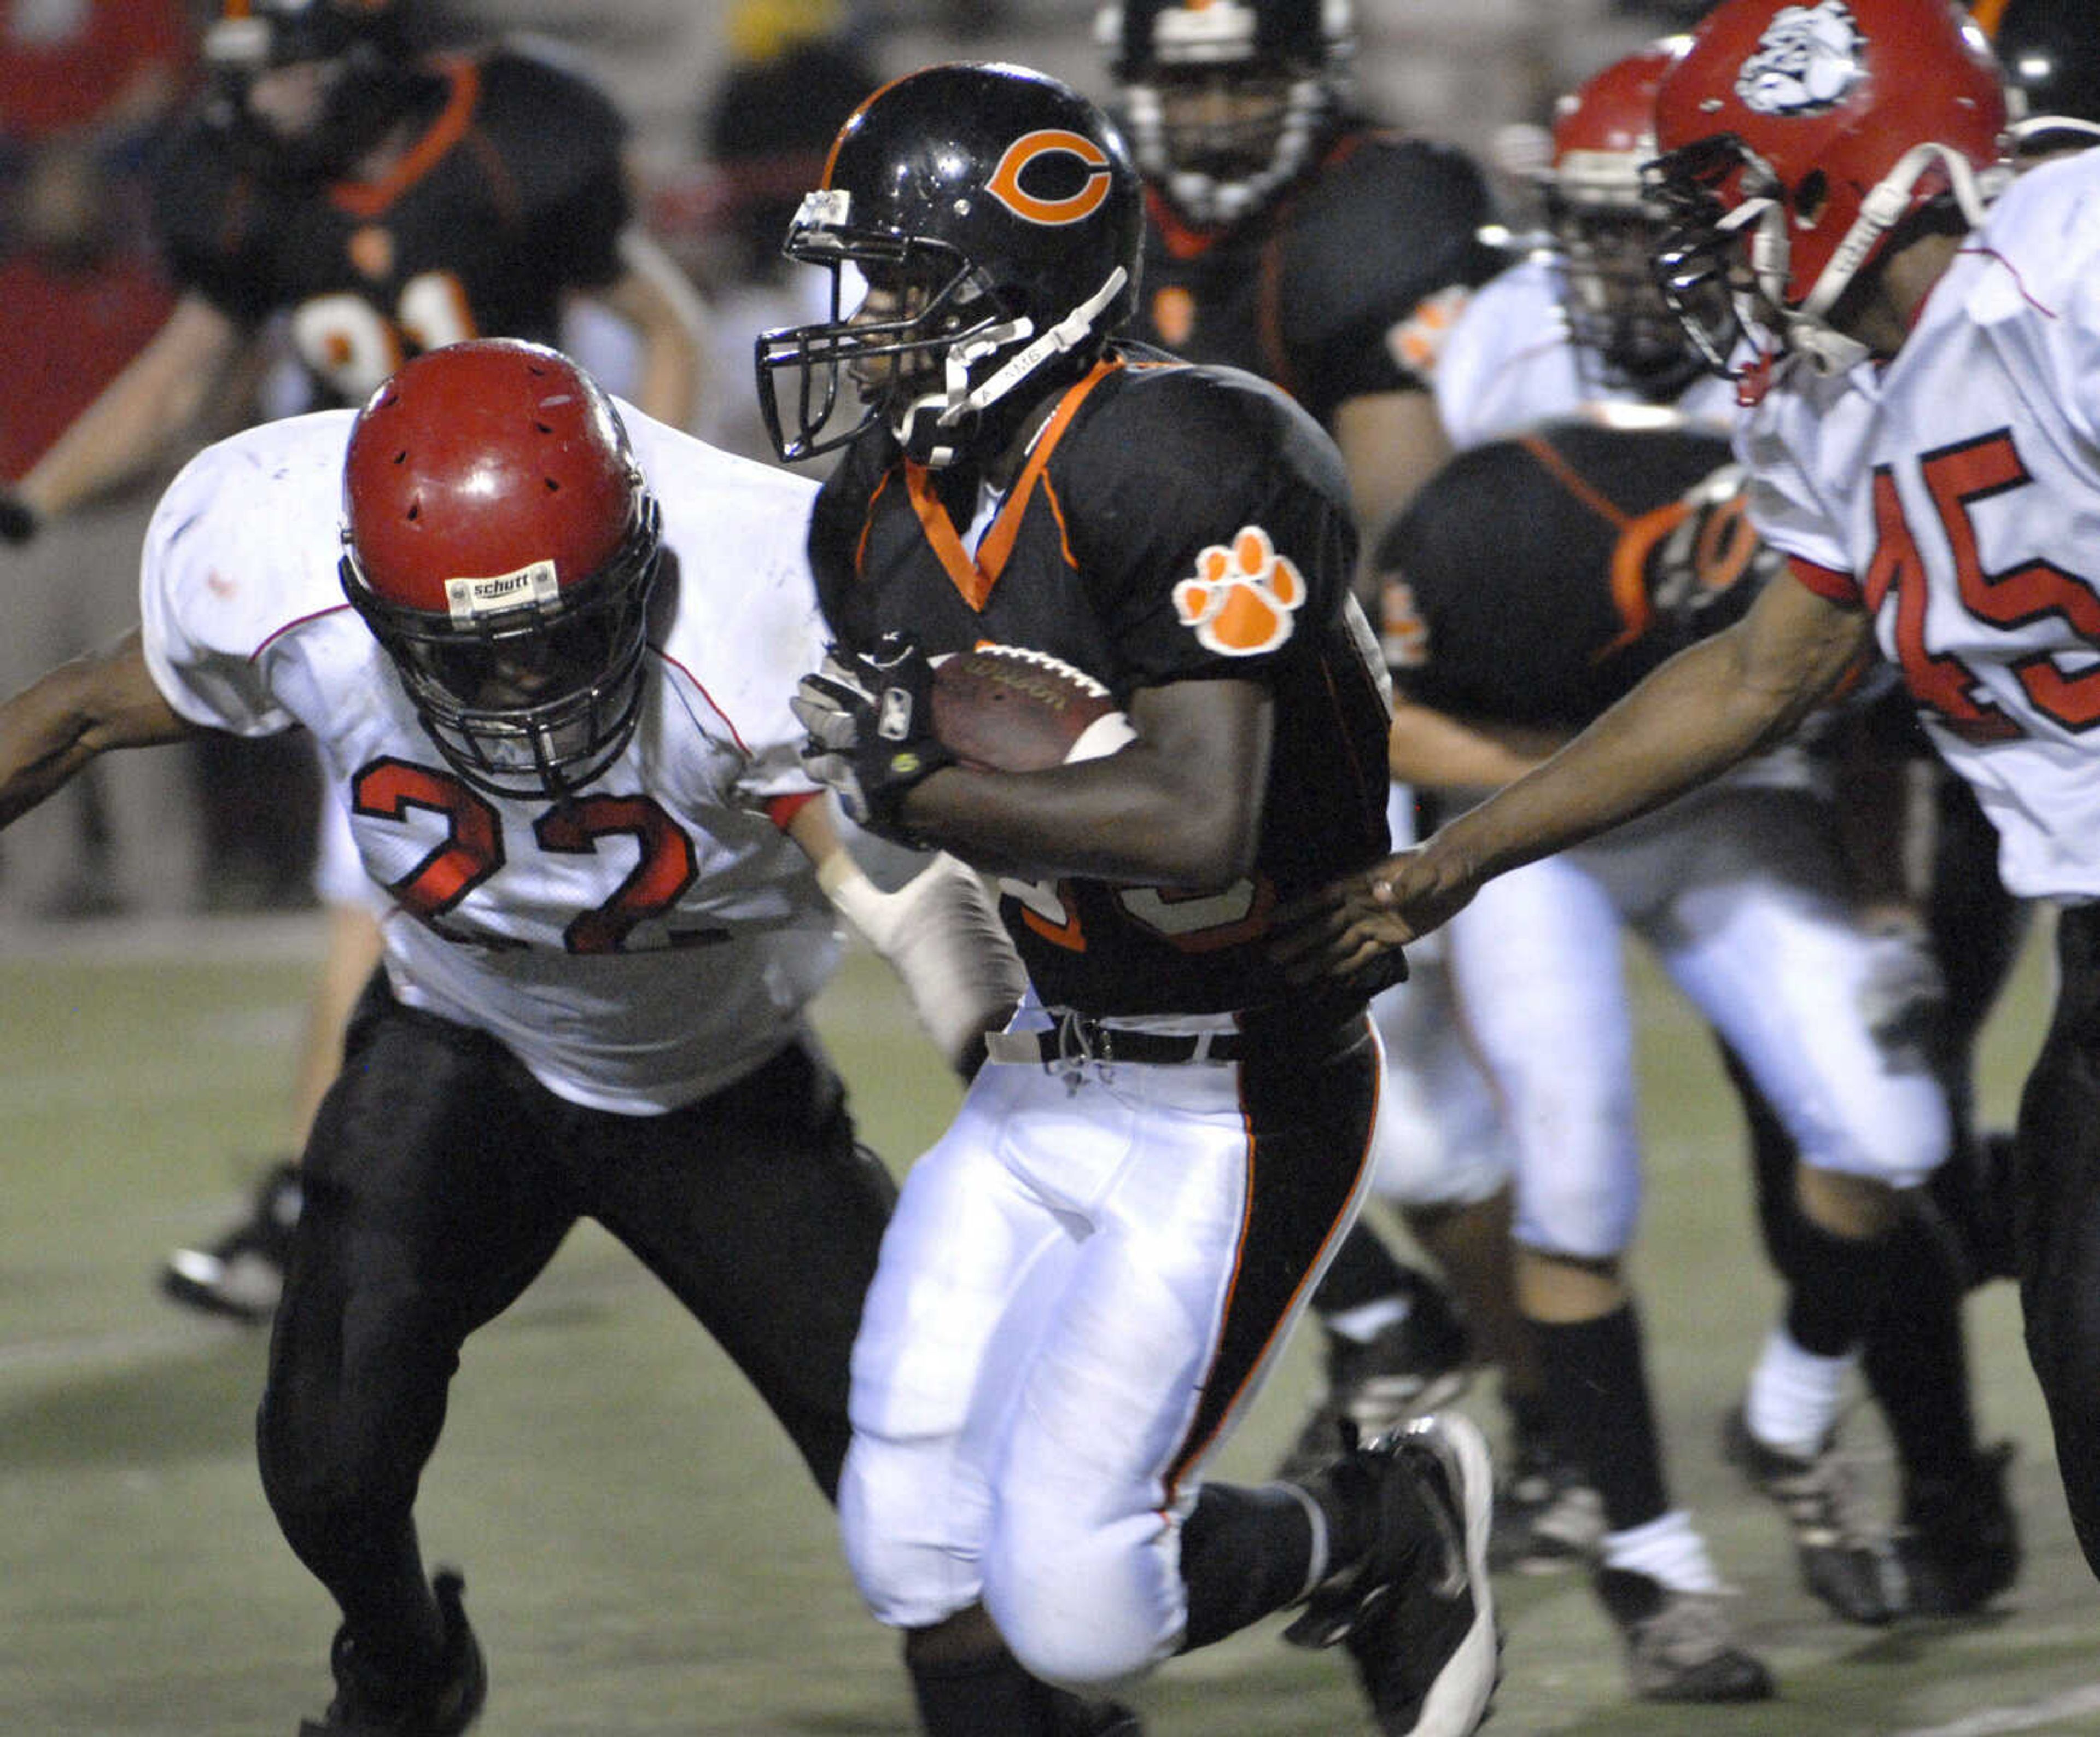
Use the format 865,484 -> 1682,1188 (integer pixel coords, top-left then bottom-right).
1988,0 -> 2100,151
205,0 -> 429,179
756,62 -> 1142,470
1097,0 -> 1352,227
340,341 -> 665,800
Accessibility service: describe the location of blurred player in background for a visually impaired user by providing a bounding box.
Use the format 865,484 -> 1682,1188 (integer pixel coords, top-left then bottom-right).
1099,0 -> 1537,1531
1420,39 -> 2015,1694
44,0 -> 714,1323
0,338 -> 1027,1736
0,0 -> 201,920
1275,0 -> 2100,1600
650,0 -> 880,464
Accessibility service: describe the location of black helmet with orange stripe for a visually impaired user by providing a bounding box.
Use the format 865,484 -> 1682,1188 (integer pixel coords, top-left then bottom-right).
756,61 -> 1143,469
204,0 -> 431,179
1096,0 -> 1354,228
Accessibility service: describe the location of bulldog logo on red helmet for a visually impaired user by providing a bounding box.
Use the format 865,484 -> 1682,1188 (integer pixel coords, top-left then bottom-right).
1735,1 -> 1866,115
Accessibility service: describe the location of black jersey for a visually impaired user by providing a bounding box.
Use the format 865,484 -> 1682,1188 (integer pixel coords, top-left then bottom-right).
153,46 -> 629,404
809,353 -> 1393,1017
1126,127 -> 1504,429
1376,420 -> 1776,731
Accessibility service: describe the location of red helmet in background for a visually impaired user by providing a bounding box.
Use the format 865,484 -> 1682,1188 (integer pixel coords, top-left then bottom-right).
1541,38 -> 1702,398
1647,0 -> 2008,377
341,340 -> 664,799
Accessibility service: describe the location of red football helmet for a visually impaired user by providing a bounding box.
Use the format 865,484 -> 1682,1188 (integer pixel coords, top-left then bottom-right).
1648,0 -> 2009,377
340,340 -> 664,799
1541,38 -> 1702,397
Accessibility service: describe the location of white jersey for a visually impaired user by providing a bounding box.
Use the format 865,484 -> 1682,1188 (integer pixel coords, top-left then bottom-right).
1741,147 -> 2100,901
1432,253 -> 1740,451
140,405 -> 840,1113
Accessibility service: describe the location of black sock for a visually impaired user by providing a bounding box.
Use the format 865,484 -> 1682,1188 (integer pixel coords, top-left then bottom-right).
908,1648 -> 1068,1736
1532,1303 -> 1669,1532
1178,1480 -> 1317,1649
1862,1199 -> 1980,1489
1309,1222 -> 1416,1315
1783,1210 -> 1893,1356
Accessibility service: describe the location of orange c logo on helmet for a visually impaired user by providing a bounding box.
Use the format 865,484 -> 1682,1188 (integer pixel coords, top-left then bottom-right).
986,130 -> 1114,227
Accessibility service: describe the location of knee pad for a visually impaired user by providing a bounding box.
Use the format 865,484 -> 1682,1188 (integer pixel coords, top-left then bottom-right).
1512,1161 -> 1642,1261
981,1505 -> 1182,1691
838,1435 -> 988,1632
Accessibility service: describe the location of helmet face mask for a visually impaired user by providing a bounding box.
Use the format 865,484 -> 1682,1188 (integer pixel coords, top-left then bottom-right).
340,341 -> 666,801
757,65 -> 1143,470
1647,133 -> 1789,379
1647,0 -> 2008,380
206,0 -> 419,179
1541,38 -> 1707,398
1098,0 -> 1351,227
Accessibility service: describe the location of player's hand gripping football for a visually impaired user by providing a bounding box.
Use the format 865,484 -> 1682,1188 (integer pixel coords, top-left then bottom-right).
792,632 -> 954,838
1267,842 -> 1486,1000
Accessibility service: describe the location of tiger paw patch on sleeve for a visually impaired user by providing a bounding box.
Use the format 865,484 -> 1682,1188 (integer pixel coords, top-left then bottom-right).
1172,525 -> 1306,656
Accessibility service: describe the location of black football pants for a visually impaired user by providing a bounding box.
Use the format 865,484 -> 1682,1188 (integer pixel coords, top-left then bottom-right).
256,974 -> 897,1664
2010,902 -> 2100,1580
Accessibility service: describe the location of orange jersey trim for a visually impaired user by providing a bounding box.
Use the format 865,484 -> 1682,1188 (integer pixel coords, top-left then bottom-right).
899,355 -> 1122,613
329,56 -> 481,222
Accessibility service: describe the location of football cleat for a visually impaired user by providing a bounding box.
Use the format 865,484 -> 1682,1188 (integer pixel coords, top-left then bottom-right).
1276,1284 -> 1473,1483
161,1159 -> 302,1323
1893,1441 -> 2020,1618
1284,1415 -> 1501,1737
1593,1568 -> 1775,1703
298,1569 -> 485,1736
1046,1688 -> 1145,1734
1722,1404 -> 1895,1625
1487,1417 -> 1602,1575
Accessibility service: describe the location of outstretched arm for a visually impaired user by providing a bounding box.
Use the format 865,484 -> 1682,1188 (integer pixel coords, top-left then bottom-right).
0,629 -> 200,827
579,230 -> 711,432
1274,569 -> 1876,989
785,796 -> 1026,1081
11,295 -> 242,528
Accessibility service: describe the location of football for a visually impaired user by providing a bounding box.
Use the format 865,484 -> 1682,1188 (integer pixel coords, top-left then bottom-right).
930,645 -> 1134,772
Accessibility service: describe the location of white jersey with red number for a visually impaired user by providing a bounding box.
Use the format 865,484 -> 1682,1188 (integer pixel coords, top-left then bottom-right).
1742,147 -> 2100,902
1432,253 -> 1739,450
139,404 -> 839,1112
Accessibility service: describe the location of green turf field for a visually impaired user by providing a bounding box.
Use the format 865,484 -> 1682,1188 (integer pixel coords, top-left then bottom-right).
2,911 -> 2092,1735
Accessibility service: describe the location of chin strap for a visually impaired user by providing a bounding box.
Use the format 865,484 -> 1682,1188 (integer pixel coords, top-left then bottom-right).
895,267 -> 1130,469
1784,143 -> 2006,376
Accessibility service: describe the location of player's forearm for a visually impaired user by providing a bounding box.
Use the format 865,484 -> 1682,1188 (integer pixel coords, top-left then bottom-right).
605,234 -> 710,430
788,798 -> 1025,1077
1386,698 -> 1565,792
1427,627 -> 1794,887
16,300 -> 236,520
901,681 -> 1269,889
902,755 -> 1259,888
0,632 -> 195,826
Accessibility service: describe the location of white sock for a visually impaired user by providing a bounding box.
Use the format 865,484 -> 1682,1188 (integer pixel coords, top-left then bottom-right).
1327,1294 -> 1411,1343
1745,1324 -> 1855,1458
1601,1509 -> 1723,1593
